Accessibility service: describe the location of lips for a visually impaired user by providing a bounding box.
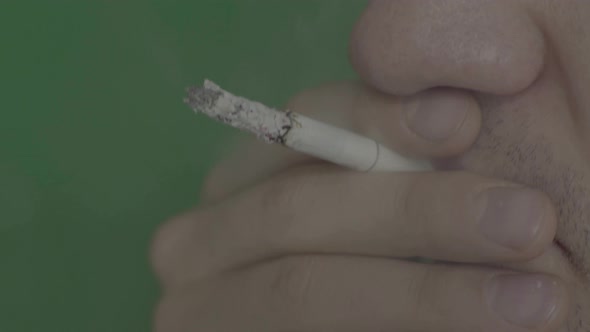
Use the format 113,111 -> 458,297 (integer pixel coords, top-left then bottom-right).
554,239 -> 572,258
554,238 -> 590,282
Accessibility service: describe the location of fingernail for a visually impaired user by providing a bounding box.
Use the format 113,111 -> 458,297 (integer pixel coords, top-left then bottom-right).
405,97 -> 468,141
486,274 -> 561,328
477,187 -> 546,250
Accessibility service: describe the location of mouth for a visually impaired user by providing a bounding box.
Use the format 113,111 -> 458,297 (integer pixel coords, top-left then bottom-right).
554,237 -> 590,281
554,239 -> 573,259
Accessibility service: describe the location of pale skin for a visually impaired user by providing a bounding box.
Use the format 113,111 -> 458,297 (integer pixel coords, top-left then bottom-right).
151,1 -> 590,331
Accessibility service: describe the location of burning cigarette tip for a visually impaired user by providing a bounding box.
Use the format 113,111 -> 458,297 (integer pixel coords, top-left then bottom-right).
184,85 -> 223,111
182,79 -> 432,172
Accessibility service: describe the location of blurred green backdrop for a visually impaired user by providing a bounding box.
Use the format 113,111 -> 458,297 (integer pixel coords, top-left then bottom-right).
1,1 -> 366,331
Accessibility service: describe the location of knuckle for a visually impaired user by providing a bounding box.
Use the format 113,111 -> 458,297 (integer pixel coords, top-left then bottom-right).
397,175 -> 429,238
407,265 -> 451,319
259,173 -> 299,210
269,256 -> 318,310
410,180 -> 441,252
256,173 -> 311,241
408,265 -> 436,313
397,173 -> 471,255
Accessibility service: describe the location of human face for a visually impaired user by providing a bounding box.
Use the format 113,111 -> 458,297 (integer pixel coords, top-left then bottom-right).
350,1 -> 590,330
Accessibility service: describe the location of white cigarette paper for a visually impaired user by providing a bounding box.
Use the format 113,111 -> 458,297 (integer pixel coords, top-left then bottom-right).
185,80 -> 432,172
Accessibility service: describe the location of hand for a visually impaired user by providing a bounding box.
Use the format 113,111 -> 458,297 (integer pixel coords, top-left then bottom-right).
151,81 -> 569,332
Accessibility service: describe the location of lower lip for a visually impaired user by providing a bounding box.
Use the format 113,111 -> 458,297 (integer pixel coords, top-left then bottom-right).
553,240 -> 572,258
554,240 -> 569,254
553,239 -> 586,278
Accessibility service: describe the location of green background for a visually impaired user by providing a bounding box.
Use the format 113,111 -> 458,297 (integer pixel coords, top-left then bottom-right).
1,1 -> 365,330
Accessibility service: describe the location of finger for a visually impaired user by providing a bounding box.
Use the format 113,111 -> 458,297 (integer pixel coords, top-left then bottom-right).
152,166 -> 557,284
154,255 -> 569,332
493,244 -> 580,284
201,81 -> 481,202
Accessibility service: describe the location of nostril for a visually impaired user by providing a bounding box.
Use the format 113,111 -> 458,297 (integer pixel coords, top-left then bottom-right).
349,0 -> 547,96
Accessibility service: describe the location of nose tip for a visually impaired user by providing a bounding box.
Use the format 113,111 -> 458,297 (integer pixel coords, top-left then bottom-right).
349,0 -> 546,96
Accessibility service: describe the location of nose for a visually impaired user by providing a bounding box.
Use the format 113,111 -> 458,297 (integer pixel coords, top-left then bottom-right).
350,0 -> 546,96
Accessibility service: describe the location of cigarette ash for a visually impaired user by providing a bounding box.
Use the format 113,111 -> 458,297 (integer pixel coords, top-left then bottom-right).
185,80 -> 293,144
185,85 -> 222,110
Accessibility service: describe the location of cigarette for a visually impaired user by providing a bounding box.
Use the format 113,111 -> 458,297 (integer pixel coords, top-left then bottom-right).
185,80 -> 432,172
